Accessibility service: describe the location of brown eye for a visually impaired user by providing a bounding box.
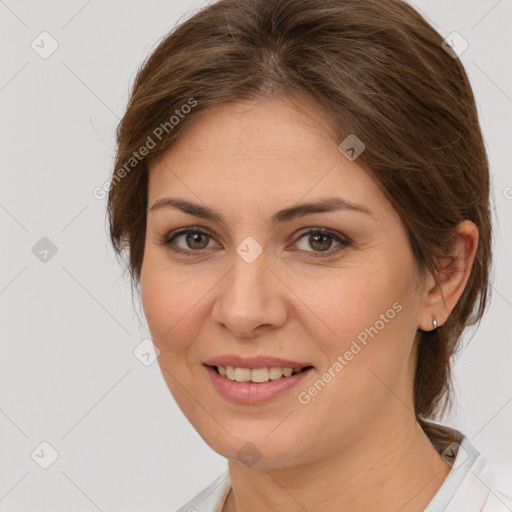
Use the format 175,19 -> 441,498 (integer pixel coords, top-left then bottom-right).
160,226 -> 350,258
308,233 -> 333,252
293,228 -> 351,257
162,228 -> 218,255
182,231 -> 210,250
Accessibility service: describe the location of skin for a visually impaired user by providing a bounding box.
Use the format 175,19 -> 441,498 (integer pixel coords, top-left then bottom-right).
140,97 -> 479,512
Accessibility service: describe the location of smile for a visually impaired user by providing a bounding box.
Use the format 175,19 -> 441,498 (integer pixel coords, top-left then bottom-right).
204,364 -> 314,404
213,365 -> 311,383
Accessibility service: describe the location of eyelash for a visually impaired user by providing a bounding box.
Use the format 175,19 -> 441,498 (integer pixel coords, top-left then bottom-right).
157,226 -> 352,258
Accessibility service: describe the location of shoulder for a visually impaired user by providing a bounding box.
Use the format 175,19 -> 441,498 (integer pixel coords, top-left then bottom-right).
450,451 -> 512,512
467,446 -> 512,511
482,487 -> 512,512
175,469 -> 231,512
429,431 -> 512,512
480,464 -> 512,512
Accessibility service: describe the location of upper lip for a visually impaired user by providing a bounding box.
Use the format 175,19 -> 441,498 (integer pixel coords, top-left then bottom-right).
203,355 -> 313,369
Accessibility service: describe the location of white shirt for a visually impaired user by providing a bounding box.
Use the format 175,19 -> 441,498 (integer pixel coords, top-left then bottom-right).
176,434 -> 512,512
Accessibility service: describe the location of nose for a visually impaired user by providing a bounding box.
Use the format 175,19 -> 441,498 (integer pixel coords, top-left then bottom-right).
211,251 -> 288,338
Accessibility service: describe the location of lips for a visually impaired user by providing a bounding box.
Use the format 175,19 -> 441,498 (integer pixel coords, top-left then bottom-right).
203,354 -> 314,369
204,363 -> 314,404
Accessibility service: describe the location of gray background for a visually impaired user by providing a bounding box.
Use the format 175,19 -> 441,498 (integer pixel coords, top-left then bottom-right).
1,0 -> 511,510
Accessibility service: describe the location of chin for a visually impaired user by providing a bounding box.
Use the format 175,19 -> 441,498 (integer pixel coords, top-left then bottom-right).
195,424 -> 310,469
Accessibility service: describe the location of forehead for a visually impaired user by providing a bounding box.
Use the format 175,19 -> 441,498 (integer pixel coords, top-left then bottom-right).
154,98 -> 335,163
146,98 -> 387,217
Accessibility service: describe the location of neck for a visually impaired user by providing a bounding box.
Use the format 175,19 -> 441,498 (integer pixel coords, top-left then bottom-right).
223,414 -> 451,512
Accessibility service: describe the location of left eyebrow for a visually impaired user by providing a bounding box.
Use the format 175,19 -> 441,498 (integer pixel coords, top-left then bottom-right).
149,196 -> 374,227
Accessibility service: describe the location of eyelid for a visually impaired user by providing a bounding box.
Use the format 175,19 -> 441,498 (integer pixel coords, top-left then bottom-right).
159,226 -> 219,253
159,225 -> 351,257
293,226 -> 352,244
289,227 -> 351,256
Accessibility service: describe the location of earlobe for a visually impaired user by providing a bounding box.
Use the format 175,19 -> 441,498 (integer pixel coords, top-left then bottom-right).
418,220 -> 479,332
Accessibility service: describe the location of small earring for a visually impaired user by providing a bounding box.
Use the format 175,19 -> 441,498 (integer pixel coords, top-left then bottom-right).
432,318 -> 438,330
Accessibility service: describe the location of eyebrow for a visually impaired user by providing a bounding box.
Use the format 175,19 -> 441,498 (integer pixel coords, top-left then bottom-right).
149,196 -> 374,227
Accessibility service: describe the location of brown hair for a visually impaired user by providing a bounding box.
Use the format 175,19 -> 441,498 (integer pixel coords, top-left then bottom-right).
107,0 -> 493,450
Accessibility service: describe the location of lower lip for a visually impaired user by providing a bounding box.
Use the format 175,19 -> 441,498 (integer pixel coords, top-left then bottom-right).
204,365 -> 314,405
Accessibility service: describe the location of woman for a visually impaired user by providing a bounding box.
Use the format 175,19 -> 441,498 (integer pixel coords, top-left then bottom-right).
107,0 -> 511,510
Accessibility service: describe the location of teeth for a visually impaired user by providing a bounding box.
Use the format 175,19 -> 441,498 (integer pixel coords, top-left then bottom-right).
215,365 -> 307,383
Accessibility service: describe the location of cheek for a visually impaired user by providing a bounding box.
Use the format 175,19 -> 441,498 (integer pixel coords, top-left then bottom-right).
295,265 -> 399,341
291,274 -> 415,440
140,260 -> 201,402
140,253 -> 197,349
295,260 -> 416,382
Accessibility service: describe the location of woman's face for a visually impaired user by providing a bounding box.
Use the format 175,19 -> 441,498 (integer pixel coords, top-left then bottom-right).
141,98 -> 430,468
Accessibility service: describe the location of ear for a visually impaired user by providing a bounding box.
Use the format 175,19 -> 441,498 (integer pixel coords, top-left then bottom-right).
418,220 -> 479,332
